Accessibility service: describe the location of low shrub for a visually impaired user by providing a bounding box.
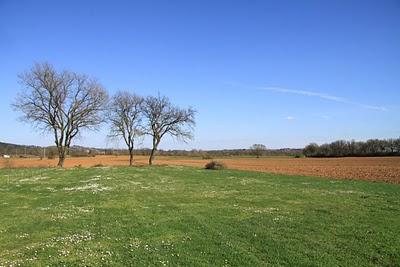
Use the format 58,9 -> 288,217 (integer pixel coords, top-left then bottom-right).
205,161 -> 226,170
92,163 -> 104,168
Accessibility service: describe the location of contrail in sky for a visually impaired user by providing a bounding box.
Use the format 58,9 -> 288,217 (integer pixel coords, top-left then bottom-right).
259,86 -> 387,111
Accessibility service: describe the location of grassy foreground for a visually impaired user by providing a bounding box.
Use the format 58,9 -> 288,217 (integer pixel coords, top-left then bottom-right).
0,166 -> 399,266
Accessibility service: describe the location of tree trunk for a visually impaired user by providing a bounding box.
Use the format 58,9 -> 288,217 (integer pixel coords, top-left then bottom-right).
57,147 -> 66,167
149,147 -> 156,165
129,151 -> 134,166
149,138 -> 159,166
57,154 -> 65,167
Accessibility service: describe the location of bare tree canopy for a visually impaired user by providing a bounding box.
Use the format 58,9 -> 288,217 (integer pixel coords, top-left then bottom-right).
107,91 -> 144,166
13,63 -> 108,167
250,144 -> 267,158
143,94 -> 195,165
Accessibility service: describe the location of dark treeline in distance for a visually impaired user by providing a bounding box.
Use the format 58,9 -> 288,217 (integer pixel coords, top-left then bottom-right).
0,141 -> 302,159
5,138 -> 400,159
303,138 -> 400,157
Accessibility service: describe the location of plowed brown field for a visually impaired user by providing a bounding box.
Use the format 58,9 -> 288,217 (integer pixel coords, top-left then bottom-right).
1,155 -> 399,183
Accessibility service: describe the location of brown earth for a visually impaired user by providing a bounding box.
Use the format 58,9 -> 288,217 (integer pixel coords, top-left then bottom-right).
1,155 -> 399,184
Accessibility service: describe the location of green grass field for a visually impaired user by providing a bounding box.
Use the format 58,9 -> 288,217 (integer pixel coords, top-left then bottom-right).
0,166 -> 399,266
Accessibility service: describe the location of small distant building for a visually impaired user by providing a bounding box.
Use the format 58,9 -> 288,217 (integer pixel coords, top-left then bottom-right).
3,155 -> 11,159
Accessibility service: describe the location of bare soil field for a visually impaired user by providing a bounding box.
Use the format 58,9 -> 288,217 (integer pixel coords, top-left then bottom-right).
0,155 -> 399,183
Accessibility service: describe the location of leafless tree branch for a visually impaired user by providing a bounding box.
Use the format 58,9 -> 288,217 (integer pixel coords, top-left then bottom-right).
13,63 -> 108,167
107,91 -> 144,166
142,94 -> 196,165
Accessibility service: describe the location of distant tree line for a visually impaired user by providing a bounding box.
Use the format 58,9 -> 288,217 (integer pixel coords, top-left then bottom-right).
303,138 -> 400,157
0,141 -> 303,159
0,142 -> 43,158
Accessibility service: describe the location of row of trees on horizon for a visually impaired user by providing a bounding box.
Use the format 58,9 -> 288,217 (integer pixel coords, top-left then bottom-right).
303,138 -> 400,157
13,63 -> 195,167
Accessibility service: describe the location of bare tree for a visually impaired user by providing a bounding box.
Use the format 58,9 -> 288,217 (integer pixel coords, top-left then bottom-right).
143,94 -> 195,165
13,63 -> 108,167
107,91 -> 144,166
250,144 -> 267,158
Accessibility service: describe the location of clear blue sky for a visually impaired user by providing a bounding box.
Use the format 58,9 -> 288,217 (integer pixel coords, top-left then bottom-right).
1,0 -> 399,150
